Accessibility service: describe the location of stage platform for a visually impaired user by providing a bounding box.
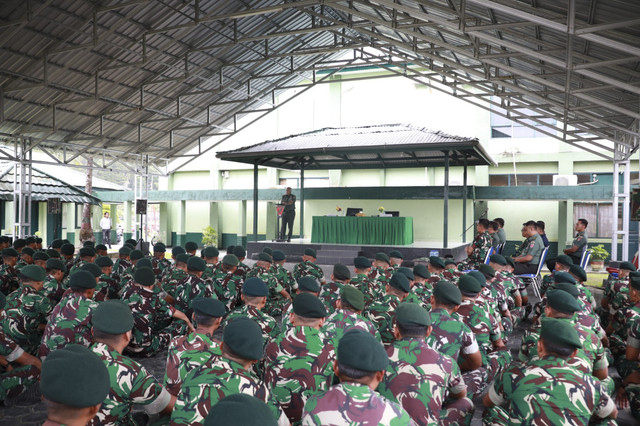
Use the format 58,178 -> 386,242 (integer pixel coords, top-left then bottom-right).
247,239 -> 468,265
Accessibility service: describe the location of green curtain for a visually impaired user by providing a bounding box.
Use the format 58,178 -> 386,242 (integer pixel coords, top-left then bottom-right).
311,216 -> 413,245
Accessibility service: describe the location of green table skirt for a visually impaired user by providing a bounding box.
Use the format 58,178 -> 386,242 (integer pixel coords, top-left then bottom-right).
311,216 -> 414,245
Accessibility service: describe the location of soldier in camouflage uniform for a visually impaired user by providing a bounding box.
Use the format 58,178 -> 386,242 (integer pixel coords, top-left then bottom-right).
67,246 -> 96,276
200,246 -> 220,283
271,250 -> 295,295
599,261 -> 635,328
1,265 -> 52,355
122,267 -> 193,357
165,297 -> 224,396
378,303 -> 473,425
15,246 -> 34,272
247,252 -> 290,317
162,253 -> 189,299
32,250 -> 49,269
301,329 -> 414,425
117,257 -> 153,297
618,316 -> 640,419
427,256 -> 446,282
0,248 -> 20,295
539,254 -> 573,296
483,318 -> 617,425
151,243 -> 172,280
233,246 -> 250,279
610,277 -> 640,362
203,393 -> 277,426
59,243 -> 76,277
174,256 -> 216,318
224,277 -> 280,345
39,270 -> 100,358
458,218 -> 492,271
350,256 -> 375,304
111,246 -> 131,283
324,285 -> 380,346
367,272 -> 410,344
264,293 -> 335,423
281,276 -> 321,331
293,248 -> 326,285
116,249 -> 145,292
319,263 -> 350,314
95,243 -> 108,257
171,317 -> 287,425
409,264 -> 432,311
42,258 -> 67,305
442,258 -> 462,284
368,252 -> 394,300
89,301 -> 175,425
95,255 -> 119,300
489,254 -> 525,324
0,291 -> 41,402
212,254 -> 243,311
388,250 -> 404,269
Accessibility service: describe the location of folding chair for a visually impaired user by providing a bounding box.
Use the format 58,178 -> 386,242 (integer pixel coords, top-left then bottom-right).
580,249 -> 592,269
517,246 -> 549,299
484,246 -> 494,264
496,243 -> 505,255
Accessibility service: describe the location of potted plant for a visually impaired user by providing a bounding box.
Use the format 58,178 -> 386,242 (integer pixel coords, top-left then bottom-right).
589,244 -> 609,271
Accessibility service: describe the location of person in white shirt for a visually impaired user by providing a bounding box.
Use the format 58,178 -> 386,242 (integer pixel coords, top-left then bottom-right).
100,212 -> 112,248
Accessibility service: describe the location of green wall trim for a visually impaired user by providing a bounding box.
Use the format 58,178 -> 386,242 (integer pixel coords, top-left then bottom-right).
475,185 -> 612,200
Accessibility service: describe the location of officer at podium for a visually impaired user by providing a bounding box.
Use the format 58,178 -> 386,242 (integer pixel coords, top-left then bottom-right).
280,187 -> 296,242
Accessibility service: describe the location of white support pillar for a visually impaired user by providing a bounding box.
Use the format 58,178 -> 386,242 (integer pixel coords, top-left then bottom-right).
13,137 -> 32,238
612,144 -> 631,261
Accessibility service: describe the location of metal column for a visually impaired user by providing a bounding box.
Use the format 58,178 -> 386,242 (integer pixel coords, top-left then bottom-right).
299,166 -> 305,239
462,157 -> 468,244
134,155 -> 149,242
13,138 -> 32,239
443,151 -> 449,249
612,144 -> 630,261
252,162 -> 258,242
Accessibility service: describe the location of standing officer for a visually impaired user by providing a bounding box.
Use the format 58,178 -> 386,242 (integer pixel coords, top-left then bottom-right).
280,187 -> 296,242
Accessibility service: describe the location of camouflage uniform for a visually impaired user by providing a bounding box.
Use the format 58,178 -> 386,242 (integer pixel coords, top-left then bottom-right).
369,267 -> 393,302
112,257 -> 131,281
271,263 -> 295,295
171,356 -> 285,425
67,259 -> 89,276
318,281 -> 343,314
494,270 -> 524,323
458,231 -> 491,270
247,265 -> 287,317
0,263 -> 19,295
95,273 -> 119,300
38,292 -> 99,358
225,305 -> 280,346
350,273 -> 375,305
173,274 -> 216,318
301,382 -> 415,425
0,329 -> 39,401
323,308 -> 381,347
152,257 -> 172,280
378,337 -> 473,425
610,301 -> 640,359
293,260 -> 325,283
1,285 -> 53,355
425,308 -> 480,363
164,331 -> 220,396
484,356 -> 616,425
621,317 -> 640,417
162,267 -> 188,298
42,274 -> 66,305
367,293 -> 402,345
406,281 -> 433,311
89,342 -> 172,425
212,269 -> 243,311
264,326 -> 336,423
235,261 -> 250,280
122,284 -> 188,357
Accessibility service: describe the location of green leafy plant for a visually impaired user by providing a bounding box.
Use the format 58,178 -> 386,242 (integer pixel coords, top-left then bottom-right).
590,244 -> 609,261
202,226 -> 218,247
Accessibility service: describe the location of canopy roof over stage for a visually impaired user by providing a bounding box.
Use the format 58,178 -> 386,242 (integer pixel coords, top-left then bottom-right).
216,124 -> 496,170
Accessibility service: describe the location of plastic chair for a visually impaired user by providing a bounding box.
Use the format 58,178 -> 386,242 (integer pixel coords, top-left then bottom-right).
580,250 -> 592,269
516,246 -> 549,299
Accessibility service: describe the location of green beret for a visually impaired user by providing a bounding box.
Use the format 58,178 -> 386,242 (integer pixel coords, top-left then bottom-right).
413,264 -> 430,279
60,243 -> 75,256
175,253 -> 190,264
62,239 -> 71,245
333,264 -> 351,281
95,244 -> 107,251
554,271 -> 577,285
1,248 -> 18,257
222,254 -> 239,266
69,270 -> 97,289
172,246 -> 186,257
389,272 -> 410,293
20,265 -> 46,282
551,282 -> 580,298
375,252 -> 390,263
433,281 -> 462,306
489,254 -> 507,266
478,264 -> 495,278
123,243 -> 135,250
298,276 -> 320,293
242,277 -> 268,296
51,239 -> 63,249
353,256 -> 372,269
202,246 -> 219,258
153,243 -> 166,253
118,246 -> 132,256
83,241 -> 95,248
629,271 -> 640,279
13,239 -> 26,249
187,256 -> 206,272
444,258 -> 457,266
397,267 -> 414,281
125,238 -> 137,246
293,293 -> 327,318
304,248 -> 317,258
0,291 -> 5,310
46,258 -> 66,273
135,258 -> 153,270
40,345 -> 110,408
389,250 -> 403,259
79,247 -> 96,258
46,249 -> 60,258
340,285 -> 365,311
25,237 -> 36,245
223,317 -> 263,360
192,297 -> 226,318
204,394 -> 277,426
547,289 -> 582,314
569,264 -> 587,282
95,256 -> 114,268
262,247 -> 273,255
620,261 -> 637,272
33,251 -> 50,261
92,300 -> 134,334
540,317 -> 582,349
233,246 -> 246,258
80,262 -> 102,278
468,270 -> 487,287
555,255 -> 573,268
258,252 -> 272,263
459,274 -> 482,295
505,256 -> 515,268
21,247 -> 35,256
134,267 -> 155,286
630,276 -> 640,291
395,302 -> 431,327
429,256 -> 445,269
129,250 -> 144,261
185,241 -> 198,252
272,250 -> 286,262
338,329 -> 388,372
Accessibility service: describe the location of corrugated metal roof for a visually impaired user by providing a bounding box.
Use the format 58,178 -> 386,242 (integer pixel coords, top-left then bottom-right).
217,123 -> 496,169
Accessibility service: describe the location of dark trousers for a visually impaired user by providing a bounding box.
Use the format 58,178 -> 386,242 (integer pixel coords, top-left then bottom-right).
513,263 -> 538,275
569,254 -> 581,265
102,229 -> 111,247
280,211 -> 295,241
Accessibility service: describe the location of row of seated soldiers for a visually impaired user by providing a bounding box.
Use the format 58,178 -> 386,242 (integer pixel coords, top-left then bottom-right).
0,237 -> 627,425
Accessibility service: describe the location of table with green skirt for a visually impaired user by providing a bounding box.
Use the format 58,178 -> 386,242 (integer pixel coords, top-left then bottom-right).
311,216 -> 414,245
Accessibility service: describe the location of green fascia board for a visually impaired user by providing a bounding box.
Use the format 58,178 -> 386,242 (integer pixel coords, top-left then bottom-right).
475,185 -> 612,200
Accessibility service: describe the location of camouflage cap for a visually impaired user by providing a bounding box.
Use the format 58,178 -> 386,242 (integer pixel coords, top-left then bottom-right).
204,394 -> 277,426
262,247 -> 273,255
551,282 -> 580,298
353,256 -> 372,269
95,244 -> 107,252
395,302 -> 431,327
45,258 -> 66,273
298,276 -> 320,293
21,247 -> 35,256
489,254 -> 507,266
340,285 -> 365,311
80,262 -> 102,278
202,246 -> 219,258
222,254 -> 239,266
60,243 -> 75,256
223,317 -> 263,360
293,293 -> 327,318
338,329 -> 389,372
333,264 -> 351,281
175,253 -> 190,264
233,246 -> 246,258
375,252 -> 390,263
135,258 -> 152,270
153,243 -> 166,253
397,266 -> 414,281
429,256 -> 445,269
468,270 -> 487,287
257,252 -> 272,263
118,246 -> 132,256
129,250 -> 144,261
40,345 -> 110,408
193,297 -> 226,318
569,264 -> 588,282
433,281 -> 462,306
389,250 -> 403,259
478,264 -> 495,278
95,256 -> 114,268
619,261 -> 637,272
540,317 -> 582,349
92,300 -> 134,334
413,264 -> 430,279
79,247 -> 96,258
555,255 -> 574,268
459,274 -> 482,295
547,289 -> 582,314
50,239 -> 63,249
389,272 -> 410,293
185,241 -> 198,252
45,249 -> 60,258
554,271 -> 577,285
1,247 -> 18,257
272,250 -> 286,262
33,251 -> 49,261
69,270 -> 97,289
304,248 -> 317,258
20,265 -> 46,282
242,277 -> 268,297
134,267 -> 155,287
187,256 -> 206,272
171,246 -> 186,257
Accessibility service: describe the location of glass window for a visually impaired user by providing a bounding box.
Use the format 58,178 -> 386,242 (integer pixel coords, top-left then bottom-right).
489,175 -> 509,186
573,202 -> 620,238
